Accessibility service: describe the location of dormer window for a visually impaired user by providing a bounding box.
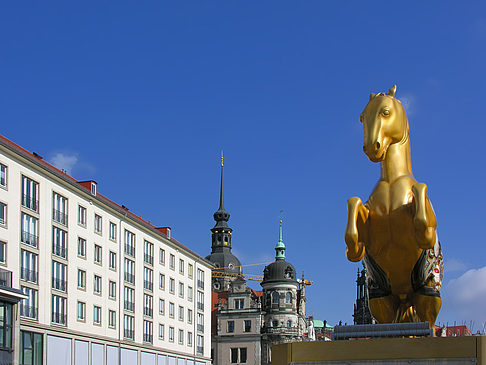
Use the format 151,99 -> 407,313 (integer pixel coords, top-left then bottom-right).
91,182 -> 97,196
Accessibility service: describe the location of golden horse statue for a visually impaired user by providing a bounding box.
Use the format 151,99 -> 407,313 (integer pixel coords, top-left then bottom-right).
345,85 -> 443,328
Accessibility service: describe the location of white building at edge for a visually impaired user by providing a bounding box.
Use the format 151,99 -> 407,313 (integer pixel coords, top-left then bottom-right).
0,134 -> 213,365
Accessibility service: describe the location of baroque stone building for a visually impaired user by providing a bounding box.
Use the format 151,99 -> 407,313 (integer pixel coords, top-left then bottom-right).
353,265 -> 375,325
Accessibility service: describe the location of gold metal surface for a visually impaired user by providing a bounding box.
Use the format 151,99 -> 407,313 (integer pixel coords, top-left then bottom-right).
344,85 -> 442,328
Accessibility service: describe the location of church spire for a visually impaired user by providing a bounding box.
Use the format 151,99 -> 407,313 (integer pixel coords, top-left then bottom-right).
218,151 -> 225,210
275,220 -> 286,260
213,152 -> 230,229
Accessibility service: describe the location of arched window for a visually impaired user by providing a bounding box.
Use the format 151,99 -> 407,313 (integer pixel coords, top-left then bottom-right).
287,320 -> 292,327
273,320 -> 279,328
285,292 -> 292,304
272,292 -> 279,304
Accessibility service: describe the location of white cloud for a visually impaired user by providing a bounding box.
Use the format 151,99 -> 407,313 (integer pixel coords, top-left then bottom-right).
400,94 -> 416,116
442,266 -> 486,326
50,153 -> 79,175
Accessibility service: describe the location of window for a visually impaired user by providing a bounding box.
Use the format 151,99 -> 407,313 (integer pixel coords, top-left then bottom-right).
78,205 -> 86,226
124,230 -> 135,257
91,182 -> 97,196
188,286 -> 193,302
235,298 -> 244,309
287,320 -> 292,327
231,348 -> 247,364
158,324 -> 165,339
0,241 -> 5,264
197,269 -> 204,289
90,306 -> 101,329
52,295 -> 66,325
21,176 -> 39,212
159,299 -> 165,315
109,280 -> 116,299
21,213 -> 38,247
0,202 -> 6,226
244,320 -> 251,332
169,278 -> 175,294
20,330 -> 43,365
52,226 -> 67,259
179,282 -> 184,298
143,294 -> 153,318
187,331 -> 193,346
144,267 -> 153,291
124,286 -> 135,312
197,313 -> 204,333
169,302 -> 174,318
108,310 -> 116,328
77,269 -> 86,289
52,192 -> 68,225
159,248 -> 165,265
178,305 -> 184,321
0,164 -> 6,187
124,315 -> 134,339
20,287 -> 37,319
272,292 -> 279,304
179,259 -> 184,275
0,302 -> 11,351
285,292 -> 292,304
124,258 -> 135,284
109,222 -> 117,241
169,327 -> 174,342
144,240 -> 153,265
188,264 -> 193,278
227,320 -> 234,333
159,273 -> 165,290
178,329 -> 184,344
77,301 -> 86,321
169,254 -> 175,270
52,261 -> 66,292
143,320 -> 153,343
94,244 -> 102,264
77,237 -> 86,258
109,251 -> 116,270
197,291 -> 204,311
20,249 -> 37,282
94,214 -> 102,234
197,335 -> 204,354
94,275 -> 102,295
187,309 -> 193,324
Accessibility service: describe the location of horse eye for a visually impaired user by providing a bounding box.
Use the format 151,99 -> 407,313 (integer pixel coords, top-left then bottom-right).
382,109 -> 390,116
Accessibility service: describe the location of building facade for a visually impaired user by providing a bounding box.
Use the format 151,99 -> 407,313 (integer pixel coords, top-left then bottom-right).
0,134 -> 212,365
352,266 -> 374,325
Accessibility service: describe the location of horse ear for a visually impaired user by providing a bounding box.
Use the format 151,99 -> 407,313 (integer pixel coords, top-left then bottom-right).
387,85 -> 397,97
369,93 -> 375,101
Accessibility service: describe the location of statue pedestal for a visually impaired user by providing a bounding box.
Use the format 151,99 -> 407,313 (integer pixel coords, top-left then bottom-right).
272,336 -> 486,364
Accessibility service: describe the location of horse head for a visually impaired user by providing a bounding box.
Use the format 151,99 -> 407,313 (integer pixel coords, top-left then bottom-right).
360,85 -> 409,162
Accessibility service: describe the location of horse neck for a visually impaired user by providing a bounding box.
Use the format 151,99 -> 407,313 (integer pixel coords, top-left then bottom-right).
380,134 -> 413,183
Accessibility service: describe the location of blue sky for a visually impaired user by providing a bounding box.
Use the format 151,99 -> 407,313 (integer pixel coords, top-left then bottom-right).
1,1 -> 485,331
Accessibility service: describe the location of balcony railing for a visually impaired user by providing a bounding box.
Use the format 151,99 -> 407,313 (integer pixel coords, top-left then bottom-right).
21,231 -> 38,248
144,280 -> 153,292
20,267 -> 37,283
197,302 -> 204,311
22,195 -> 38,212
197,346 -> 204,355
197,324 -> 204,333
143,334 -> 153,344
52,312 -> 67,325
52,244 -> 67,259
124,329 -> 134,340
124,273 -> 135,285
262,326 -> 300,335
197,280 -> 204,290
144,307 -> 153,318
52,277 -> 67,292
124,301 -> 135,312
0,269 -> 12,288
144,254 -> 153,266
124,244 -> 135,257
52,208 -> 68,226
20,305 -> 37,319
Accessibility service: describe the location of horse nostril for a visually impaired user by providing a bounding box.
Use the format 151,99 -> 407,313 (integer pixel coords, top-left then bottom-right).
375,142 -> 380,150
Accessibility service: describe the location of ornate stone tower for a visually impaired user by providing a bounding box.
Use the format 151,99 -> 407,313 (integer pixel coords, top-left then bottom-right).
353,265 -> 374,325
261,221 -> 302,365
205,155 -> 242,291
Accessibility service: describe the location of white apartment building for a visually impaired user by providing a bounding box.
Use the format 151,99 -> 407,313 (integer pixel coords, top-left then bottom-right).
0,134 -> 213,365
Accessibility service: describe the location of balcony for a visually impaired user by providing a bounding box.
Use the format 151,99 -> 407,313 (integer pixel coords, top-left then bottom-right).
124,273 -> 135,285
262,326 -> 299,335
143,334 -> 153,344
20,267 -> 37,283
21,231 -> 38,248
52,312 -> 67,325
124,301 -> 135,312
144,254 -> 153,266
197,280 -> 204,290
124,329 -> 134,340
20,305 -> 37,319
197,324 -> 204,333
144,280 -> 153,292
197,302 -> 204,311
52,244 -> 67,259
22,195 -> 38,212
124,244 -> 135,257
52,208 -> 68,226
143,307 -> 153,318
0,269 -> 12,288
52,277 -> 67,292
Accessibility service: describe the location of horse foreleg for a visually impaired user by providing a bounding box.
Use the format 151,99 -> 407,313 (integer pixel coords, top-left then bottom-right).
412,293 -> 441,330
412,183 -> 437,249
369,295 -> 399,324
345,197 -> 368,262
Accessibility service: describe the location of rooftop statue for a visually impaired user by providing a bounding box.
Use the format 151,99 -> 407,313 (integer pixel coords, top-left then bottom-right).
344,85 -> 443,328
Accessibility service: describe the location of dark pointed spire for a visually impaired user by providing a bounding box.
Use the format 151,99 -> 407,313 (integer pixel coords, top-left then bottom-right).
219,152 -> 225,210
213,151 -> 230,229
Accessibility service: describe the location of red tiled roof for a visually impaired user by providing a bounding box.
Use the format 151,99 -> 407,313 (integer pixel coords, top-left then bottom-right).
211,291 -> 228,335
251,289 -> 263,297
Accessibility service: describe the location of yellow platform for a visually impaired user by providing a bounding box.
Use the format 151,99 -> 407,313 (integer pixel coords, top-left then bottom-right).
272,336 -> 486,364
